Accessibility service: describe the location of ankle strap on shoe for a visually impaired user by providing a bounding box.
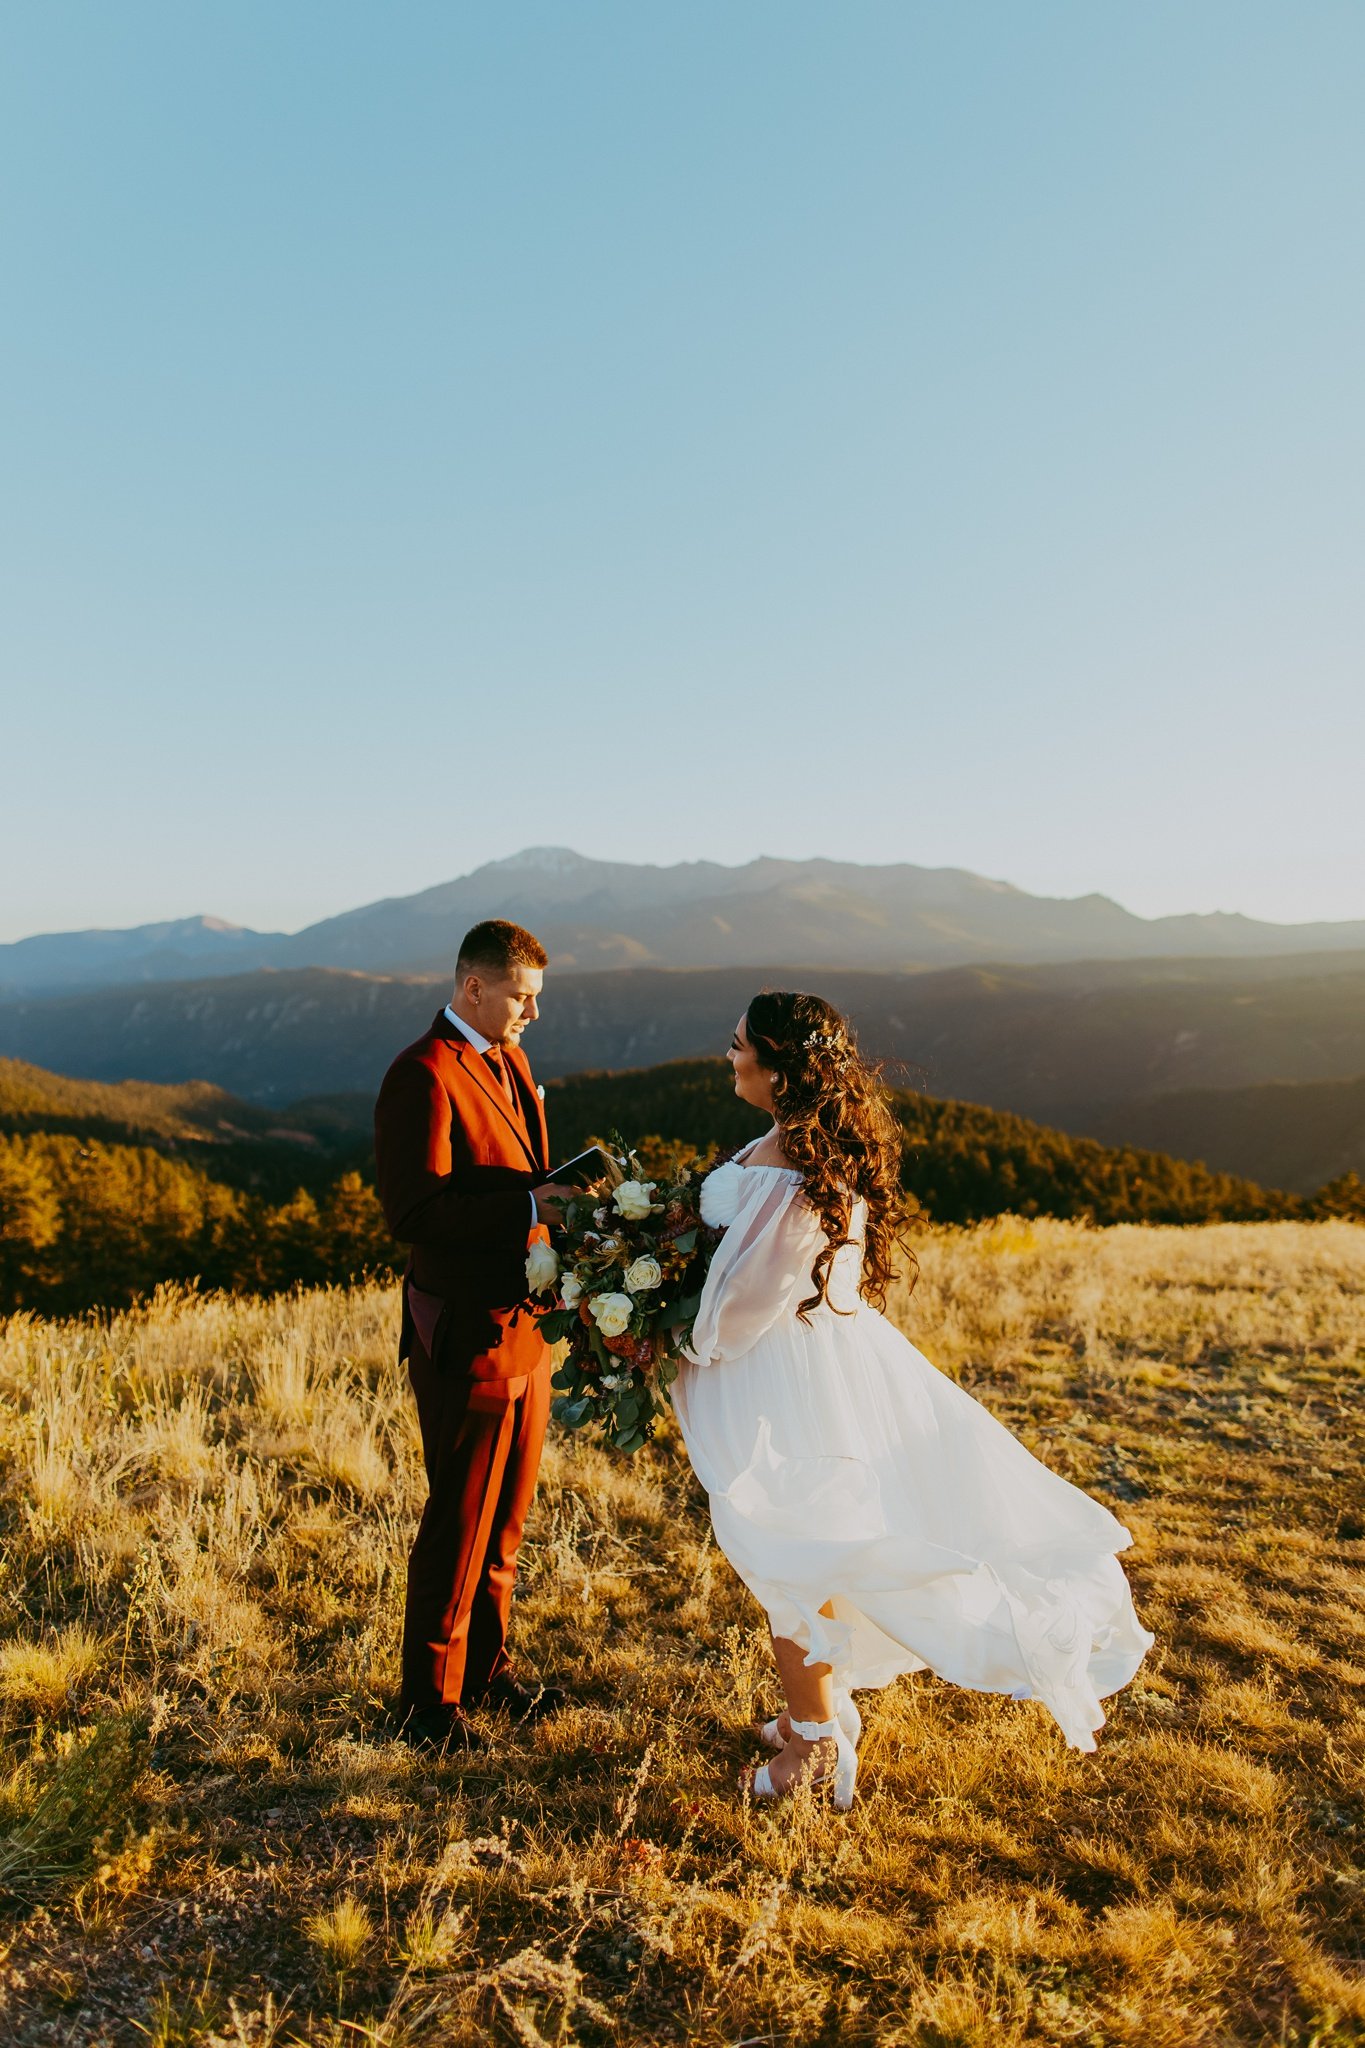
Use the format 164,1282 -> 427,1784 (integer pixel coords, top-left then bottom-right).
789,1716 -> 839,1741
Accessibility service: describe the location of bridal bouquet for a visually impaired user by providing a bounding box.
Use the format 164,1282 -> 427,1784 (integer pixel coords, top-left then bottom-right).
524,1141 -> 715,1454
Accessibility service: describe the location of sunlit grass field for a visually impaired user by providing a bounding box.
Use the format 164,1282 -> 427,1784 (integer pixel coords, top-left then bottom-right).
1,1220 -> 1363,2045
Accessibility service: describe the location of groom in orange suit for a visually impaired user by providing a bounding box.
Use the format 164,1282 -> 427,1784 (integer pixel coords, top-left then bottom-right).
374,919 -> 572,1749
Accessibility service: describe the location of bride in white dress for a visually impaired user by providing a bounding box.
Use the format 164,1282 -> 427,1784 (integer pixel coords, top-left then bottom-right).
671,990 -> 1153,1809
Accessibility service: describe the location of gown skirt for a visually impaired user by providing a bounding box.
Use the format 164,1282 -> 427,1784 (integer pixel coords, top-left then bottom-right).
671,1159 -> 1153,1752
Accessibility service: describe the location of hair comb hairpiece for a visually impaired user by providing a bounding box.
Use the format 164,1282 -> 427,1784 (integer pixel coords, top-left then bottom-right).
803,1031 -> 843,1052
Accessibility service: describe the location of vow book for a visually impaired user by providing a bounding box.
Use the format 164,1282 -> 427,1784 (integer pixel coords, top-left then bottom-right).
542,1145 -> 622,1189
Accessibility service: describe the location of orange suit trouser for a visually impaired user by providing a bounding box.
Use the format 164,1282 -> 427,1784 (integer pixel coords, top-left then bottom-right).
400,1339 -> 550,1712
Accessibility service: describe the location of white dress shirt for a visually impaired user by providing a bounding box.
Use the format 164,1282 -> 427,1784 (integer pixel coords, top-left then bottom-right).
442,1003 -> 495,1055
443,1005 -> 539,1225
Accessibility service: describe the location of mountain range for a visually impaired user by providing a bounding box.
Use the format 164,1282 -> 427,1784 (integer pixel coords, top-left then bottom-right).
5,847 -> 1365,995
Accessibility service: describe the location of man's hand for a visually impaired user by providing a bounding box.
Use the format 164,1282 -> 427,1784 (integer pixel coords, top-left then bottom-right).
533,1183 -> 575,1227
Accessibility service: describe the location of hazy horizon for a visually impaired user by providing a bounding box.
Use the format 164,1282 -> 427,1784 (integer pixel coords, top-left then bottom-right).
3,4 -> 1363,944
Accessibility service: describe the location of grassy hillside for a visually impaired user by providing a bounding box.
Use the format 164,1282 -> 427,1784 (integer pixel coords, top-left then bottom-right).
2,1224 -> 1363,2043
1089,1071 -> 1365,1195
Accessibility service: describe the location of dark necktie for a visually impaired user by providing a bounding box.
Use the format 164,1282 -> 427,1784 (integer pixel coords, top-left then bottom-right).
483,1046 -> 516,1108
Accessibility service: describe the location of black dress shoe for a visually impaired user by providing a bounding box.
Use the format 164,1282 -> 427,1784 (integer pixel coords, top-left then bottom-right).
466,1675 -> 566,1723
394,1704 -> 483,1752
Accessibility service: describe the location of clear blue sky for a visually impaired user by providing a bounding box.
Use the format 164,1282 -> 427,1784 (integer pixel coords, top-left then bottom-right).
2,2 -> 1362,942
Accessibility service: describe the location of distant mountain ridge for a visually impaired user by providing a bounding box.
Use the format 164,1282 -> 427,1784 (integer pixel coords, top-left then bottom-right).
4,951 -> 1364,1164
0,914 -> 285,995
5,847 -> 1365,995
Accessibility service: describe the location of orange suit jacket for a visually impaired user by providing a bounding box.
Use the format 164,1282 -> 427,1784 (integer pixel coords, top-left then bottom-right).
373,1012 -> 550,1386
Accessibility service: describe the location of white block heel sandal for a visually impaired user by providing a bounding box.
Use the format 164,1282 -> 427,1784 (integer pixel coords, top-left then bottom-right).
745,1714 -> 859,1812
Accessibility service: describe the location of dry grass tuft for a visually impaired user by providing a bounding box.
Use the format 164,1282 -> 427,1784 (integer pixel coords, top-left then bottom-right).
0,1224 -> 1361,2043
0,1627 -> 104,1713
304,1893 -> 375,1971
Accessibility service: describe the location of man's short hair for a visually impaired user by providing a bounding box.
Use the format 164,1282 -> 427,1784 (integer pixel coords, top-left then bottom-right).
456,919 -> 548,980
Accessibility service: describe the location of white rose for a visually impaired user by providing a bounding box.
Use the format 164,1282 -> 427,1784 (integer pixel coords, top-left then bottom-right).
525,1241 -> 560,1294
624,1255 -> 662,1294
560,1273 -> 583,1307
613,1180 -> 656,1220
589,1291 -> 635,1338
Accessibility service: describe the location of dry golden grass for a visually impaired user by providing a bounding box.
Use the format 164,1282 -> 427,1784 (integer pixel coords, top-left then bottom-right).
0,1220 -> 1363,2045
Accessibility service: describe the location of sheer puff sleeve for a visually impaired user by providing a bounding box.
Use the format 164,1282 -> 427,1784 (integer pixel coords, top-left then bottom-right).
686,1164 -> 825,1368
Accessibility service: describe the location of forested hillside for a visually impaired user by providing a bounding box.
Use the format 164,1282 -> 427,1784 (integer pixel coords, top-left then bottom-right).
544,1062 -> 1309,1226
1088,1070 -> 1365,1194
0,1059 -> 372,1192
6,1054 -> 1355,1319
0,1132 -> 393,1317
0,1060 -> 391,1313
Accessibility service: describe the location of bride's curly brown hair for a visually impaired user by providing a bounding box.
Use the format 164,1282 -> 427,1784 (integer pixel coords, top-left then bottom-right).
744,990 -> 918,1319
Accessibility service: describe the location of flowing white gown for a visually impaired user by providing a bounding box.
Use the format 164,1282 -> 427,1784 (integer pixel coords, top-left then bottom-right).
672,1143 -> 1153,1751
